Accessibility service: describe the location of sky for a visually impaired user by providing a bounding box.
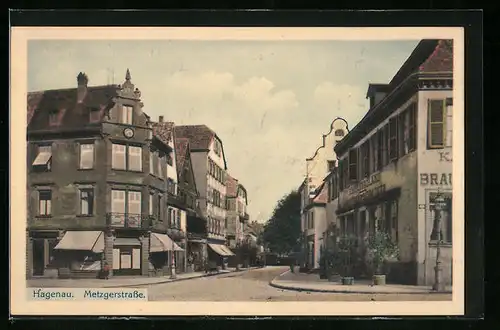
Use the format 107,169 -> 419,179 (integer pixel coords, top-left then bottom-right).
28,39 -> 420,223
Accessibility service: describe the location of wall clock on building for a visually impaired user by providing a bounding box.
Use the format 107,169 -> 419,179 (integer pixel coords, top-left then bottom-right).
123,127 -> 135,139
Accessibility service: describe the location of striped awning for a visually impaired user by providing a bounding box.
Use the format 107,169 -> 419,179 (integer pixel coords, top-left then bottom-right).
54,231 -> 104,253
150,233 -> 184,252
208,243 -> 234,257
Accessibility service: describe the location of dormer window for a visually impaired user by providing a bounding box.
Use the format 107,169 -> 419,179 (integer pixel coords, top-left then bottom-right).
49,110 -> 59,126
121,105 -> 133,125
89,108 -> 101,123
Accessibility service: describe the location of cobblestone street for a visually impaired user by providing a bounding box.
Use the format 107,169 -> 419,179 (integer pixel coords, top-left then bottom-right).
145,266 -> 452,301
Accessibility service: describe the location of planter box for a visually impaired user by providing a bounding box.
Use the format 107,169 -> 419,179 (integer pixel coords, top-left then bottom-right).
372,274 -> 386,285
341,276 -> 354,285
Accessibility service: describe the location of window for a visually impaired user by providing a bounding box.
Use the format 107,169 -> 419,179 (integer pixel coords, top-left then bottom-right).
327,160 -> 336,171
176,210 -> 181,228
348,149 -> 358,181
157,195 -> 162,221
38,190 -> 52,216
112,144 -> 126,170
89,109 -> 101,123
362,141 -> 370,178
214,140 -> 221,156
49,110 -> 59,126
111,190 -> 141,227
335,129 -> 344,137
128,146 -> 142,172
149,193 -> 154,216
338,160 -> 344,190
79,188 -> 94,215
429,193 -> 453,243
427,99 -> 446,149
377,130 -> 384,170
33,145 -> 52,170
149,152 -> 155,175
127,191 -> 142,227
168,178 -> 176,195
121,105 -> 133,125
157,154 -> 163,178
445,98 -> 453,148
399,110 -> 410,157
168,208 -> 174,227
408,103 -> 417,152
383,125 -> 390,166
79,143 -> 94,169
388,117 -> 398,162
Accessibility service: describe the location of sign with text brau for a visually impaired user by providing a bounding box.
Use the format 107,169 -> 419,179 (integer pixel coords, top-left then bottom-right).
29,288 -> 148,301
419,173 -> 452,186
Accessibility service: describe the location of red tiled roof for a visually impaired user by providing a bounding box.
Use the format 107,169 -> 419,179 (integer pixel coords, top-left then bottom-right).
226,174 -> 239,197
419,39 -> 453,73
27,85 -> 119,131
174,125 -> 215,150
152,121 -> 175,145
174,137 -> 190,173
313,182 -> 328,204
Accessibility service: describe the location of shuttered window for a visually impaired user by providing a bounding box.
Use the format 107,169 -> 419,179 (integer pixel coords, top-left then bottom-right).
348,148 -> 358,181
428,99 -> 446,149
79,143 -> 94,169
112,144 -> 126,170
111,190 -> 126,226
128,191 -> 142,215
389,117 -> 398,161
128,146 -> 142,172
80,188 -> 94,215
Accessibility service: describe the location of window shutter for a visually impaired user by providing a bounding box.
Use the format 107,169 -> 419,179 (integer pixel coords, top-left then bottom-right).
128,146 -> 142,171
111,190 -> 126,226
428,99 -> 446,148
112,144 -> 126,170
80,143 -> 94,169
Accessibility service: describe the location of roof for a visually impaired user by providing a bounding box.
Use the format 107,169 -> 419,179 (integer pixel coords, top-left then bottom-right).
226,174 -> 239,197
312,181 -> 328,204
174,125 -> 216,150
27,85 -> 119,131
366,83 -> 390,98
152,121 -> 175,145
335,39 -> 453,155
174,137 -> 190,172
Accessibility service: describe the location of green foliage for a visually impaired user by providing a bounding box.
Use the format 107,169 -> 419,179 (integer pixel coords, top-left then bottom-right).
262,190 -> 301,255
366,231 -> 400,274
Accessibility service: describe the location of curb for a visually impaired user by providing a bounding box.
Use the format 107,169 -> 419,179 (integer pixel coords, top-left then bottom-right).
103,267 -> 259,288
268,272 -> 452,295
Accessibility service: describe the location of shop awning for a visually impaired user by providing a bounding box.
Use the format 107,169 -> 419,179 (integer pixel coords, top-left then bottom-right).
219,245 -> 235,256
54,231 -> 104,253
150,233 -> 184,252
208,243 -> 234,257
33,151 -> 52,166
114,237 -> 141,246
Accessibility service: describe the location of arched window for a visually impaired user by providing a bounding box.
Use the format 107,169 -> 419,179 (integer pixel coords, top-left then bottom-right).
335,129 -> 345,137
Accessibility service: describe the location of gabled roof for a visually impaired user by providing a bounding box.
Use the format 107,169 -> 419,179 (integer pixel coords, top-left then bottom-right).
27,85 -> 119,131
174,137 -> 190,172
226,174 -> 239,198
174,124 -> 228,169
312,181 -> 328,204
152,121 -> 175,145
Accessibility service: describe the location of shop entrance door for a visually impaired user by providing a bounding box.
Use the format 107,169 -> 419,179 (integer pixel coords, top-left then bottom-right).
32,239 -> 45,276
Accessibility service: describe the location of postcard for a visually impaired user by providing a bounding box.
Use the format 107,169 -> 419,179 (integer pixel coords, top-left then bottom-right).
10,25 -> 464,316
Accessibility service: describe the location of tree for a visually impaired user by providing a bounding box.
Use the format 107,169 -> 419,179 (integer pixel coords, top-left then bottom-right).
262,190 -> 301,255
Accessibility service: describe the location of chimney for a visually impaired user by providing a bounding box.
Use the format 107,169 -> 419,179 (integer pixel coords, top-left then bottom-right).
159,116 -> 164,123
77,72 -> 88,103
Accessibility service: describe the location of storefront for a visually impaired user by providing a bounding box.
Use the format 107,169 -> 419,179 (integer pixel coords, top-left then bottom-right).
148,232 -> 184,276
28,230 -> 61,278
207,239 -> 235,268
112,236 -> 142,276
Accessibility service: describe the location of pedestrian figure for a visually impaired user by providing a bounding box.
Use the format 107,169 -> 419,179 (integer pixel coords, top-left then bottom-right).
289,258 -> 295,273
102,261 -> 110,280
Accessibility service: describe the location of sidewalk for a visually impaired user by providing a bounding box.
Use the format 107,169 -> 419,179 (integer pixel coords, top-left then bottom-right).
270,270 -> 453,294
27,267 -> 258,288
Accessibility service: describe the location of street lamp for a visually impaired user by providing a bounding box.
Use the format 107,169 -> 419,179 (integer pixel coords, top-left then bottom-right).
432,192 -> 447,292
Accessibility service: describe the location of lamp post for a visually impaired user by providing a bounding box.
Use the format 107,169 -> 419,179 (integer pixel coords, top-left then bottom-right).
432,192 -> 446,292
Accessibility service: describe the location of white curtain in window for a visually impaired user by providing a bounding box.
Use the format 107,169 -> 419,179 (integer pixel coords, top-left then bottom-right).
39,191 -> 51,215
128,146 -> 142,171
121,106 -> 133,124
80,143 -> 94,169
80,189 -> 92,215
112,144 -> 126,170
128,191 -> 142,215
149,194 -> 154,215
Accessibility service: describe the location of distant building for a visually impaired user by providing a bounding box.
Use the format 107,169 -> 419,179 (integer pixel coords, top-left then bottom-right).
225,175 -> 249,249
334,39 -> 454,285
174,125 -> 235,266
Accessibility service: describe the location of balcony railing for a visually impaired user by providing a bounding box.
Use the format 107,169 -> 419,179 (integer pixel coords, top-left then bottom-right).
107,213 -> 151,228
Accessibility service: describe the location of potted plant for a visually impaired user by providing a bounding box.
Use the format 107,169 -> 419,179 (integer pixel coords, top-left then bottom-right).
366,231 -> 400,285
338,235 -> 357,285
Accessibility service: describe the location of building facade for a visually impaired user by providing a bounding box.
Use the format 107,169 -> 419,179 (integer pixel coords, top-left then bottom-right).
225,175 -> 250,249
334,39 -> 454,285
300,118 -> 349,270
27,70 -> 185,279
174,125 -> 235,266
